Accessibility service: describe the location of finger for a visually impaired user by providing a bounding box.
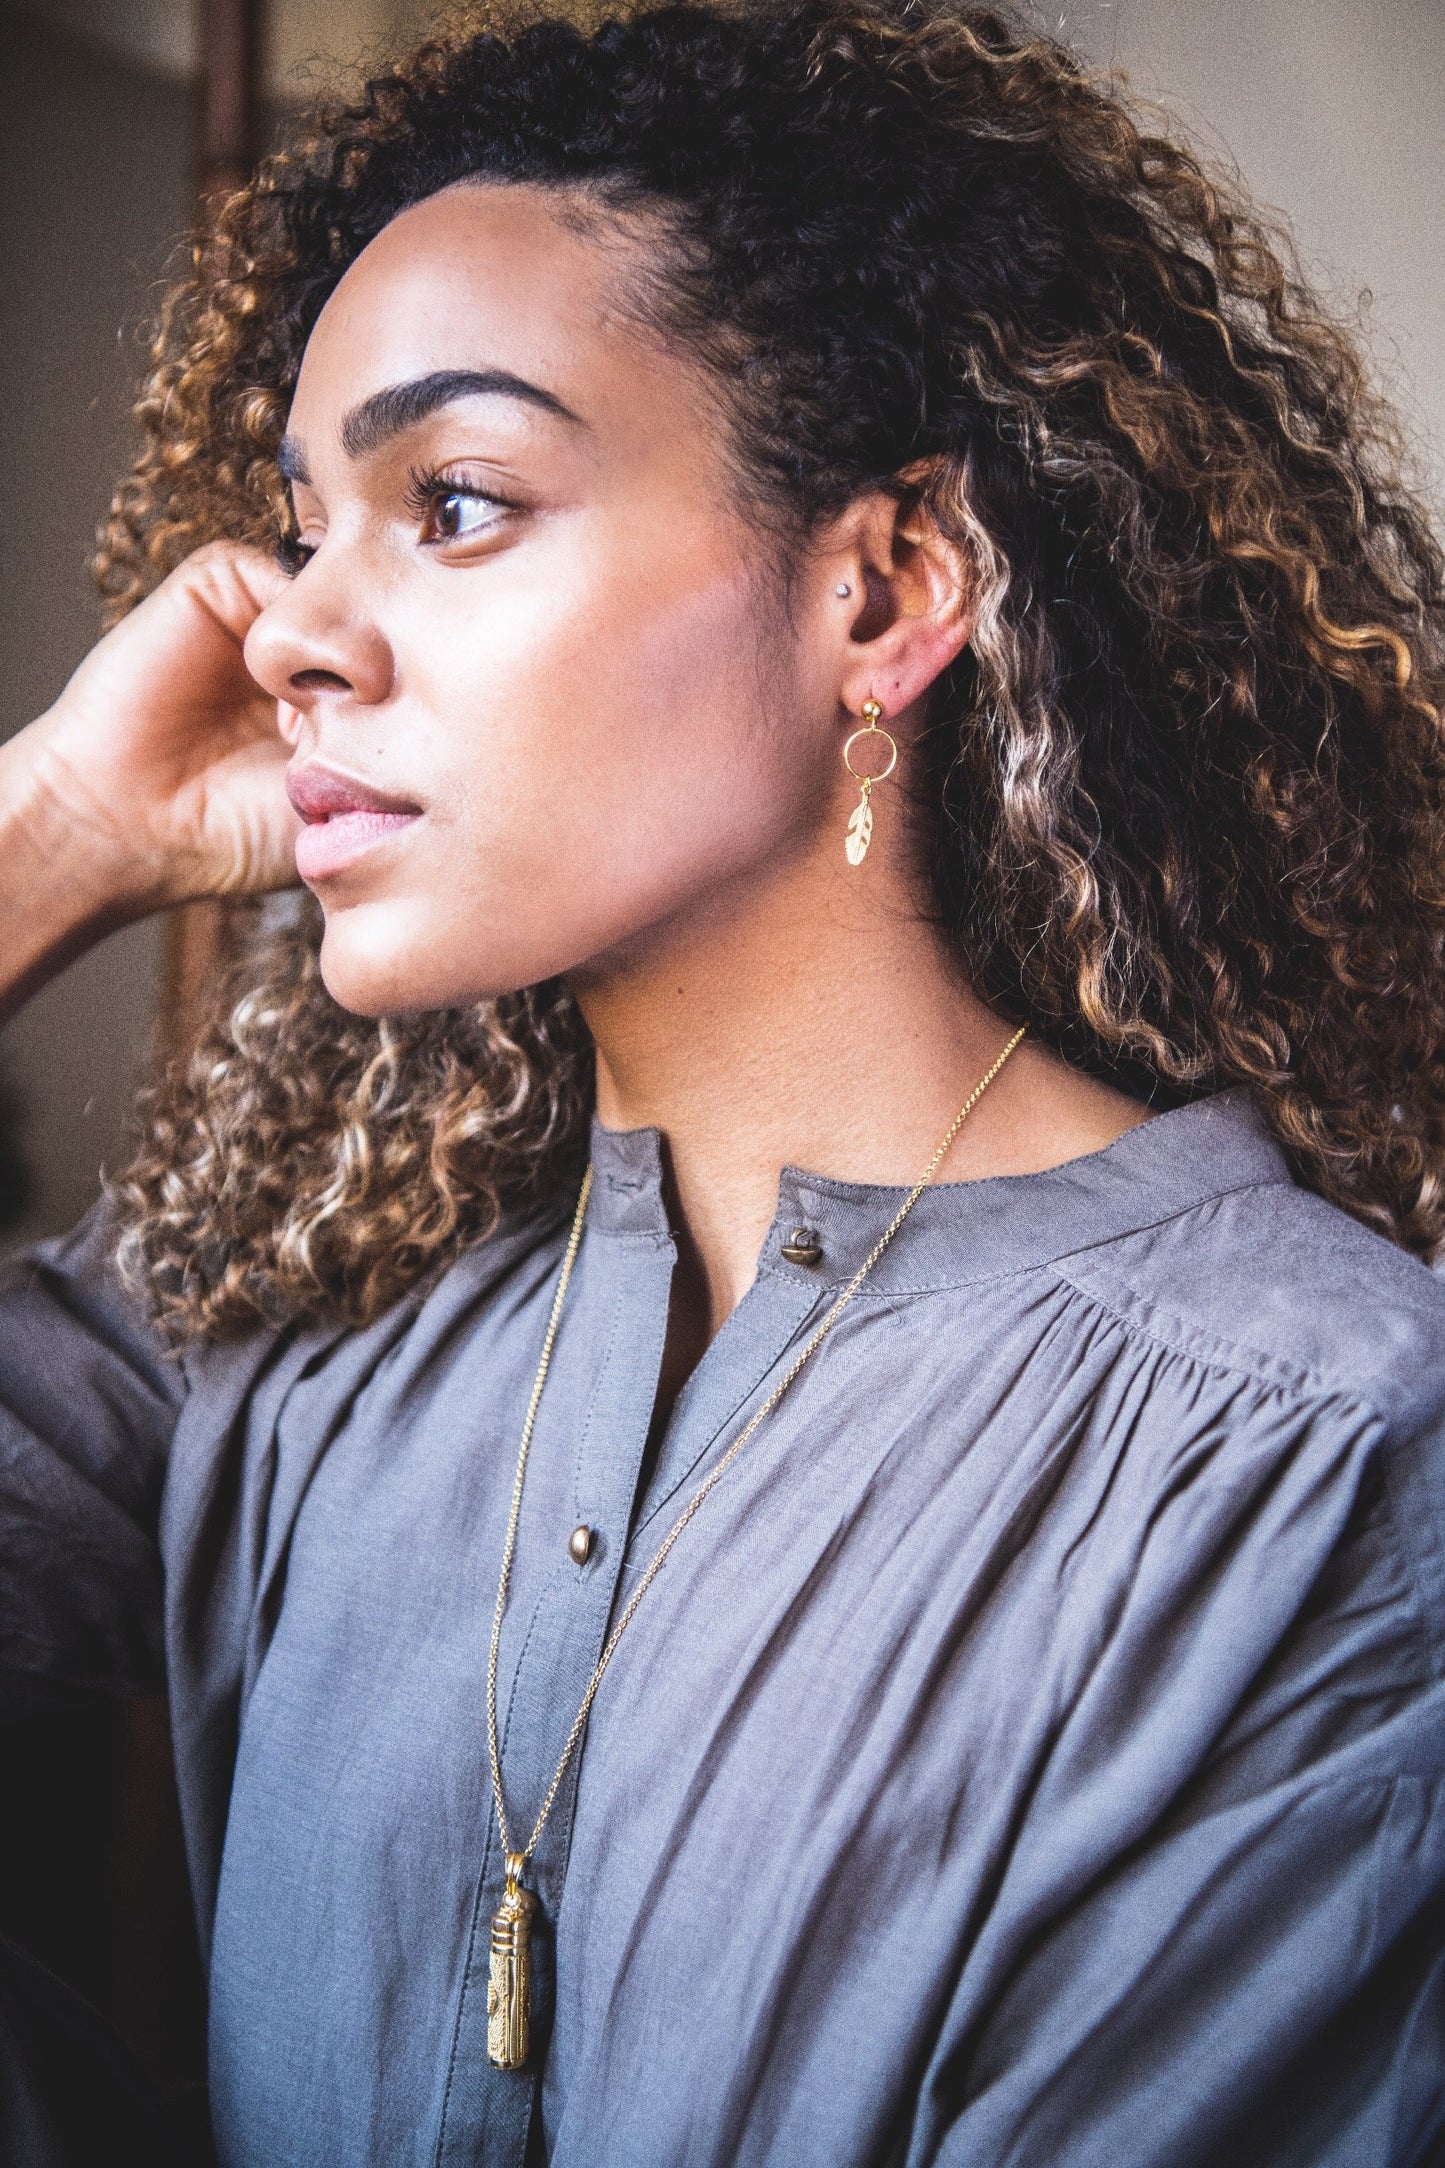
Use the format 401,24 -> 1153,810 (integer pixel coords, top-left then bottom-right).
182,540 -> 292,644
226,541 -> 294,614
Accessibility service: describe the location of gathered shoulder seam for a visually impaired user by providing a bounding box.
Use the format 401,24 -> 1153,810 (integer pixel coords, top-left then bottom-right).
1047,1242 -> 1393,1427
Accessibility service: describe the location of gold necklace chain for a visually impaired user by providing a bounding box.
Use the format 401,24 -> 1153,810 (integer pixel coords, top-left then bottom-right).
482,1024 -> 1026,2069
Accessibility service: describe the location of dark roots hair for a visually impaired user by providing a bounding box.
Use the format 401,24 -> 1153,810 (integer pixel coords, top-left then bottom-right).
101,0 -> 1445,1335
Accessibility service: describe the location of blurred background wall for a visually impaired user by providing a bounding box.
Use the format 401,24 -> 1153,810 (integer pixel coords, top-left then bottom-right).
1,0 -> 1443,1252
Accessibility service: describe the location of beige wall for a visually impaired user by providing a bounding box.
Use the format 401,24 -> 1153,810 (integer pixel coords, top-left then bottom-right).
1,0 -> 1441,1244
1063,0 -> 1444,501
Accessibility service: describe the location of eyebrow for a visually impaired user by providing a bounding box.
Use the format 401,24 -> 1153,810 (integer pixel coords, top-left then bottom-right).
277,367 -> 585,484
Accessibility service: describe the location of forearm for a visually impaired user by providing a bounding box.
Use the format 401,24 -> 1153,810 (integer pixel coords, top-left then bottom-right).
0,723 -> 150,1029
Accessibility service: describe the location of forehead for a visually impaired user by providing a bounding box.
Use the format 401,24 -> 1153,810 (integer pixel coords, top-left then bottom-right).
289,181 -> 681,438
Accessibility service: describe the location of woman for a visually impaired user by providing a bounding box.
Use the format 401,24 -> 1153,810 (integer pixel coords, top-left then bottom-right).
2,0 -> 1444,2160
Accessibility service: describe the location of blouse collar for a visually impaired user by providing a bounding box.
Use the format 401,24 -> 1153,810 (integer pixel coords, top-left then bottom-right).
583,1088 -> 1294,1294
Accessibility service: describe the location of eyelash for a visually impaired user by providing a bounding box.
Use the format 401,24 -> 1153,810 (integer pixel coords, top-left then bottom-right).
276,527 -> 312,573
274,466 -> 517,570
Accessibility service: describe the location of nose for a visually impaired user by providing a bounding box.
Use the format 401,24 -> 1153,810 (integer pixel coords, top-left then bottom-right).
244,559 -> 394,718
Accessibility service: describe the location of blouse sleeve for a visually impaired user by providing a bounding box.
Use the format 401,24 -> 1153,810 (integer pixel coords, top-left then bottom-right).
0,1204 -> 184,1694
926,1387 -> 1445,2168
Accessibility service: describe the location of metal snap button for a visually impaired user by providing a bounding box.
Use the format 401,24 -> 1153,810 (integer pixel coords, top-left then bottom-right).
568,1524 -> 594,1565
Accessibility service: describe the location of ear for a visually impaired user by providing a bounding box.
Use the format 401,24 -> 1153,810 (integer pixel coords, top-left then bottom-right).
828,477 -> 974,724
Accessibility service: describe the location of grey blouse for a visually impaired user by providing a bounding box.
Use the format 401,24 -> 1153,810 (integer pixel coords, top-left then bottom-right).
2,1089 -> 1445,2167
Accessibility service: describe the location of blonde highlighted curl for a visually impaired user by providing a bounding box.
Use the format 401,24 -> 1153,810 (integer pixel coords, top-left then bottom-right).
100,0 -> 1445,1335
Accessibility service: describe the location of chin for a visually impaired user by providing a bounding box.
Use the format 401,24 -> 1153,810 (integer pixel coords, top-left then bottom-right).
314,897 -> 541,1017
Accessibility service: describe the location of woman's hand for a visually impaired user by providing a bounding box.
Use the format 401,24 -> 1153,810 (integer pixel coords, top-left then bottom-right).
0,542 -> 300,1022
27,541 -> 301,911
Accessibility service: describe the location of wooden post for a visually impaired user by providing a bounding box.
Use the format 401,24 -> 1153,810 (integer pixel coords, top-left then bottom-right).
198,0 -> 264,197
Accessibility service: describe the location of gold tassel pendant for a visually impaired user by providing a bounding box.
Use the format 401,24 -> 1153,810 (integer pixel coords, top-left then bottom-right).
487,1857 -> 536,2070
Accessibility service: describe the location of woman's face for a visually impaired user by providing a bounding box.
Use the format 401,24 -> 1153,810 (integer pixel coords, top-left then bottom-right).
244,182 -> 852,1015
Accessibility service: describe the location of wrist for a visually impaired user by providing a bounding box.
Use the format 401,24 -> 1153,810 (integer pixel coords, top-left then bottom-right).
0,723 -> 161,1025
7,712 -> 173,923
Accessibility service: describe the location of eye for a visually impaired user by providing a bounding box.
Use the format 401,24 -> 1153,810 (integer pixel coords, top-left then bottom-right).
422,486 -> 509,544
406,460 -> 517,549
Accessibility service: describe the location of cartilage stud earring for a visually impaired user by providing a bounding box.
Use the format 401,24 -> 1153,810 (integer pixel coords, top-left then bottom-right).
842,698 -> 899,866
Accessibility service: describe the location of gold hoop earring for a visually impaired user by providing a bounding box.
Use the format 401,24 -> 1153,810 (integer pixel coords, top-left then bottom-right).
842,698 -> 899,866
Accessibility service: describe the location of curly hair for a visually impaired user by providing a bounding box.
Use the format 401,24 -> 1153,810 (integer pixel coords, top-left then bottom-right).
100,0 -> 1445,1336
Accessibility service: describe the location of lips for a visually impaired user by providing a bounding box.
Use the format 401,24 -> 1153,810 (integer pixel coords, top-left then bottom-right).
286,762 -> 421,882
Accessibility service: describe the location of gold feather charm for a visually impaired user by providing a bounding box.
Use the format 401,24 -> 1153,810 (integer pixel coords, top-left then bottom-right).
487,1858 -> 536,2070
845,782 -> 875,865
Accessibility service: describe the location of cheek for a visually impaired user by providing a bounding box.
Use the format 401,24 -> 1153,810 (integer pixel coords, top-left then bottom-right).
315,541 -> 828,1011
529,597 -> 816,912
444,567 -> 814,868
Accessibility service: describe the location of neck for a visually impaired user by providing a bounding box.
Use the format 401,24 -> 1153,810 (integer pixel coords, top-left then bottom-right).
569,826 -> 1146,1336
